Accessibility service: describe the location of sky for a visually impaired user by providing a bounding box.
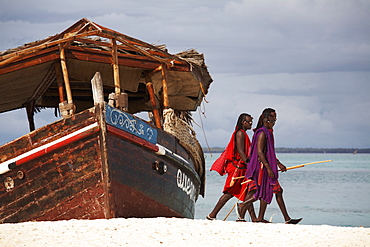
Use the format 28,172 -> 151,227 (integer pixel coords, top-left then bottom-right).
0,0 -> 369,149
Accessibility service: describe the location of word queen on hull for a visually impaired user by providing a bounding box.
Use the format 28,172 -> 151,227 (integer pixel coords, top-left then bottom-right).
0,18 -> 212,223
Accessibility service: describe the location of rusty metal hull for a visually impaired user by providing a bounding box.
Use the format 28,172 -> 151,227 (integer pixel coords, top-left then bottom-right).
0,105 -> 201,223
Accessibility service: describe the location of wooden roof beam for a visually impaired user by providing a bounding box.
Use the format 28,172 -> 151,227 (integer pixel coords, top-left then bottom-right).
0,30 -> 100,66
99,30 -> 176,67
0,44 -> 191,78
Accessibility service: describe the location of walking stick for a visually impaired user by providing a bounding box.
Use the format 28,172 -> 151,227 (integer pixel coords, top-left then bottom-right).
223,180 -> 250,221
279,160 -> 333,171
223,195 -> 242,221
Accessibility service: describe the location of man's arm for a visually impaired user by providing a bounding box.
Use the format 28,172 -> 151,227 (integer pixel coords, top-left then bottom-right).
235,130 -> 248,164
257,131 -> 274,178
277,159 -> 287,172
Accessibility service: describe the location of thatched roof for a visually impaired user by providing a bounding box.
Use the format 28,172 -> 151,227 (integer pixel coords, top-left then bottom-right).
0,18 -> 212,115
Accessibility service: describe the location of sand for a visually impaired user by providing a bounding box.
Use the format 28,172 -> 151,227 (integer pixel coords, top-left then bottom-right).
0,218 -> 369,247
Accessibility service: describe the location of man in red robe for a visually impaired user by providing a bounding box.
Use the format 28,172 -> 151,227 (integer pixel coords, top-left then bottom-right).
207,113 -> 256,222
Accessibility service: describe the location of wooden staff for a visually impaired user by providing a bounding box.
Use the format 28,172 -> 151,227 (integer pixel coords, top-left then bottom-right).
232,159 -> 333,181
223,180 -> 251,221
280,160 -> 333,171
230,176 -> 245,186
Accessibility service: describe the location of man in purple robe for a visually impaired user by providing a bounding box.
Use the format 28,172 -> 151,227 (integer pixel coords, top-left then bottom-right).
238,108 -> 302,224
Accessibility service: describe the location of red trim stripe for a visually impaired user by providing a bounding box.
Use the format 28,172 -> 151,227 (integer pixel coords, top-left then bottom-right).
15,125 -> 100,166
107,125 -> 159,153
0,123 -> 100,174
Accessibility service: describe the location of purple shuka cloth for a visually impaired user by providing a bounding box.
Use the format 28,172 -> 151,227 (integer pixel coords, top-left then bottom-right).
245,127 -> 278,204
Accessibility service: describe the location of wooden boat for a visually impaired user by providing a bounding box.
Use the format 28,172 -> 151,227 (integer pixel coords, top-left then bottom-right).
0,18 -> 212,223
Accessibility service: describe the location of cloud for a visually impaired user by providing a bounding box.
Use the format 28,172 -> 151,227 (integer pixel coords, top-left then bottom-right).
0,109 -> 59,146
0,109 -> 29,145
0,0 -> 369,148
193,71 -> 370,148
212,0 -> 370,74
2,1 -> 370,74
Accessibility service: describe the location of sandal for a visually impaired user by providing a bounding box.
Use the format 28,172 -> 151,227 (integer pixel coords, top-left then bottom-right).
206,215 -> 216,221
255,219 -> 271,223
236,218 -> 246,222
285,218 -> 302,224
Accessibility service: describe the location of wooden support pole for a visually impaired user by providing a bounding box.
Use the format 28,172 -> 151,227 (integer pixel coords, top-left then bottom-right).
146,82 -> 162,129
59,44 -> 73,104
58,43 -> 75,117
54,63 -> 66,103
111,38 -> 121,95
25,100 -> 36,132
160,64 -> 169,109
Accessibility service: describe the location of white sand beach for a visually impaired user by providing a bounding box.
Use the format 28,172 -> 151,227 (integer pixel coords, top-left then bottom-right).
0,218 -> 369,247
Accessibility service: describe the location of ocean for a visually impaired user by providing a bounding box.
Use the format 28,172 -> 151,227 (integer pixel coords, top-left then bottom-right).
195,153 -> 370,227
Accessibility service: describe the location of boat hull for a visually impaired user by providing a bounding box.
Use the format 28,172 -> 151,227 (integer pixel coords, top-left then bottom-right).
107,130 -> 199,218
0,105 -> 201,223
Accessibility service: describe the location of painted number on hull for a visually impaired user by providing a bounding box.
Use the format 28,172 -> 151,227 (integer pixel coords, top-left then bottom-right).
177,169 -> 196,202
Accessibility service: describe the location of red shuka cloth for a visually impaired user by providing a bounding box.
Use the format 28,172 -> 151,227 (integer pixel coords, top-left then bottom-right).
210,129 -> 251,200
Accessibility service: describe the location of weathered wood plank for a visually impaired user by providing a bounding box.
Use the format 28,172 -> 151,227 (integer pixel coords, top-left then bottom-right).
0,109 -> 96,163
0,108 -> 106,223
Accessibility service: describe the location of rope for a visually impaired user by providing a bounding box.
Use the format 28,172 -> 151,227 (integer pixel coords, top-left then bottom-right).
163,108 -> 204,177
199,82 -> 209,103
197,106 -> 212,156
